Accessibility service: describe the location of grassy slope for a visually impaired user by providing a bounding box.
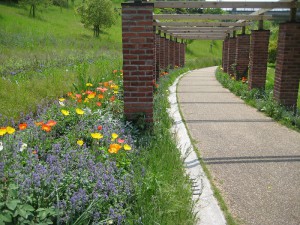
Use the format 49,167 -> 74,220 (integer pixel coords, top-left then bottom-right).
0,2 -> 122,122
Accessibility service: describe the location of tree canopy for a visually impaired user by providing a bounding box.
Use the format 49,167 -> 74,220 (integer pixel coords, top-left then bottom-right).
77,0 -> 116,37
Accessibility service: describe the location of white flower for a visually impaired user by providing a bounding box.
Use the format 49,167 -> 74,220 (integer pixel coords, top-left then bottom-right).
58,101 -> 65,106
0,141 -> 3,151
20,143 -> 27,152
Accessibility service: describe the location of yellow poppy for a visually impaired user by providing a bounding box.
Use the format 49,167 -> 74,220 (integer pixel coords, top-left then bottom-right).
124,144 -> 132,151
77,140 -> 84,146
6,126 -> 15,134
76,108 -> 85,115
61,109 -> 70,116
86,83 -> 93,87
111,133 -> 118,140
91,133 -> 103,139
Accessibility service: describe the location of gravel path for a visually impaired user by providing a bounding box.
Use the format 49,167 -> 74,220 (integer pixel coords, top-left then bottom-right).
177,67 -> 300,225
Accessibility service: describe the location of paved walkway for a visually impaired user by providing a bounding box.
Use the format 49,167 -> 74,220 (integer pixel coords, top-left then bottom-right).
177,67 -> 300,225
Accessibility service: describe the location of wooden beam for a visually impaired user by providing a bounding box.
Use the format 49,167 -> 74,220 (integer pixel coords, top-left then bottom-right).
154,21 -> 251,27
158,27 -> 238,31
154,1 -> 299,9
167,30 -> 229,35
174,36 -> 226,40
153,14 -> 272,21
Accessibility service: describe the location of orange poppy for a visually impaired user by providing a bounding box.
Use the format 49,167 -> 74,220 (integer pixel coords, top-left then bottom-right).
110,96 -> 115,102
96,102 -> 102,107
35,121 -> 44,126
98,94 -> 104,99
19,123 -> 28,130
97,125 -> 102,131
103,82 -> 109,87
46,120 -> 57,127
113,70 -> 118,74
42,124 -> 51,132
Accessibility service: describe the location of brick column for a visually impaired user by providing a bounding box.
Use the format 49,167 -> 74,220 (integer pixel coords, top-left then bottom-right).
180,42 -> 184,67
159,36 -> 165,71
183,43 -> 186,67
165,38 -> 169,69
175,41 -> 180,68
274,23 -> 300,108
227,37 -> 237,76
248,30 -> 270,89
169,39 -> 175,69
155,34 -> 160,80
122,3 -> 154,123
222,38 -> 229,73
235,34 -> 250,80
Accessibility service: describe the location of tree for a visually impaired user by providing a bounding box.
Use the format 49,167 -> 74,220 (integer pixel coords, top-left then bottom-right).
77,0 -> 116,37
20,0 -> 51,17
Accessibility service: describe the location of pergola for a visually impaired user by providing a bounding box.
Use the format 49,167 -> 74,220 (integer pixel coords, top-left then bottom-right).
121,1 -> 300,123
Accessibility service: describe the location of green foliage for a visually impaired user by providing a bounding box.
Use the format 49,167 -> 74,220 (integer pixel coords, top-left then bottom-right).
203,8 -> 226,14
19,0 -> 51,17
76,0 -> 116,37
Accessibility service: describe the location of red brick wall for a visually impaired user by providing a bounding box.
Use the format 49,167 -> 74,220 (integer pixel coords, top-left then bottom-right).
274,23 -> 300,108
179,42 -> 184,67
159,37 -> 166,71
227,37 -> 236,76
248,30 -> 270,89
223,38 -> 229,73
169,39 -> 176,69
122,3 -> 154,122
155,34 -> 160,80
235,34 -> 250,80
175,41 -> 180,67
165,38 -> 170,69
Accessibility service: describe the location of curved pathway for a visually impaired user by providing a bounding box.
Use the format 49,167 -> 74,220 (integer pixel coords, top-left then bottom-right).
177,67 -> 300,225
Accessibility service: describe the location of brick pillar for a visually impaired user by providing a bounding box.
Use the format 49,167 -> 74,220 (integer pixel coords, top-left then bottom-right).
235,34 -> 250,80
227,37 -> 237,76
169,39 -> 175,69
159,36 -> 165,72
155,34 -> 160,80
180,42 -> 184,67
274,23 -> 300,108
122,3 -> 154,123
248,30 -> 270,89
183,43 -> 186,67
223,38 -> 229,73
175,41 -> 180,68
165,38 -> 169,69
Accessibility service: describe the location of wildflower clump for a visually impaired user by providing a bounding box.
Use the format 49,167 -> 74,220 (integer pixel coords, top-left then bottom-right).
0,69 -> 135,224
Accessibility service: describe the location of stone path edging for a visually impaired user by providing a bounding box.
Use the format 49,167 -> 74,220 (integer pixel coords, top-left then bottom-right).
167,71 -> 227,225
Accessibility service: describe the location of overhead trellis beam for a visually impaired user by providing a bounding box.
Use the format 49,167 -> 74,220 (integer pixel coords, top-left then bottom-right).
153,14 -> 272,21
154,1 -> 300,9
173,35 -> 226,40
167,31 -> 229,35
157,27 -> 240,33
154,21 -> 251,27
158,27 -> 238,31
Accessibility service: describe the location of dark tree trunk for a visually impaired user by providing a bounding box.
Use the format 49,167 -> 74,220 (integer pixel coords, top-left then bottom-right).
94,25 -> 100,37
30,4 -> 36,17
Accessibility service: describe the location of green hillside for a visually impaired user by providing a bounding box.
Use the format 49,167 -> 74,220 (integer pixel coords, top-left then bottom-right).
0,2 -> 221,122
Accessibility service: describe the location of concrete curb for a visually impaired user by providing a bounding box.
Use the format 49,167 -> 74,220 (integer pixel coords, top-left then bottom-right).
167,71 -> 227,225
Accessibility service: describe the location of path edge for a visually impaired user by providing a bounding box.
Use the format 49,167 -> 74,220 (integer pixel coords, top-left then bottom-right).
167,68 -> 227,225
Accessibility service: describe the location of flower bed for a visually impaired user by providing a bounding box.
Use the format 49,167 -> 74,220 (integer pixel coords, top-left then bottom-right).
0,70 -> 136,224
